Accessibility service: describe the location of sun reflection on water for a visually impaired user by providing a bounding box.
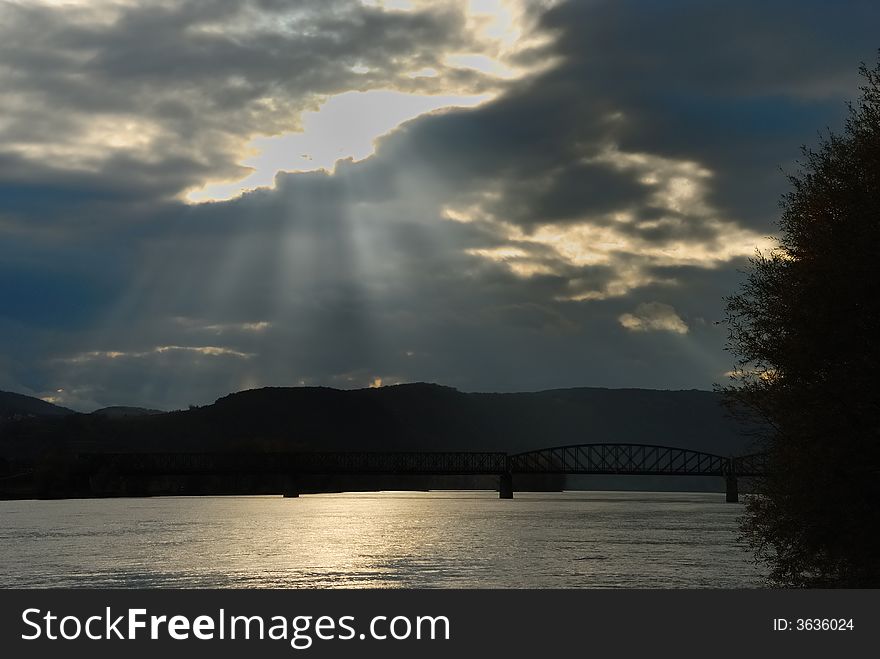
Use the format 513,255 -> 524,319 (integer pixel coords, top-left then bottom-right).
0,492 -> 765,588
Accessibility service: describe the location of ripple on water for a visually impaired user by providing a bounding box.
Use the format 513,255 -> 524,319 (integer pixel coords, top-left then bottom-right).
0,492 -> 765,588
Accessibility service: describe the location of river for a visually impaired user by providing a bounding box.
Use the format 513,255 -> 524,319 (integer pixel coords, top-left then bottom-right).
0,491 -> 765,588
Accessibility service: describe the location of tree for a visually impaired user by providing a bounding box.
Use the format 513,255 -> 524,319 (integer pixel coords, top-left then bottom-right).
723,57 -> 880,587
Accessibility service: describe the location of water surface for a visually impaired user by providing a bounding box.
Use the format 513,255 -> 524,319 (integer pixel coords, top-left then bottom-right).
0,491 -> 765,588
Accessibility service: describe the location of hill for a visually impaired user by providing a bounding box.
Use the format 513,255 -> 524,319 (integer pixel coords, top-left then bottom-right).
0,390 -> 75,419
0,383 -> 761,459
185,383 -> 755,454
91,406 -> 164,418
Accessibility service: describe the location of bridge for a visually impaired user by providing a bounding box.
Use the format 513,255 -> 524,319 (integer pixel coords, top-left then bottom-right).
80,443 -> 766,502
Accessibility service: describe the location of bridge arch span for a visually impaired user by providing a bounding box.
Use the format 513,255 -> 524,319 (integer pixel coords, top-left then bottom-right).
508,443 -> 729,476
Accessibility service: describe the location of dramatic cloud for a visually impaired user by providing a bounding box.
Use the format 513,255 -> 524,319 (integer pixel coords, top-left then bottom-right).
619,303 -> 689,335
1,0 -> 878,409
0,0 -> 552,204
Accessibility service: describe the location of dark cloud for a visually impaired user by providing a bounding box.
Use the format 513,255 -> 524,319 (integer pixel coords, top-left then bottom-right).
539,0 -> 880,226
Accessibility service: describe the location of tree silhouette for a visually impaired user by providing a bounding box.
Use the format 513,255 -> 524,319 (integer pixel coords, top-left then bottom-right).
723,57 -> 880,587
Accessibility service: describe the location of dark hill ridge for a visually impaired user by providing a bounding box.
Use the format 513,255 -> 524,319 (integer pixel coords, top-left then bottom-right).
91,406 -> 165,418
0,390 -> 75,418
0,383 -> 760,458
160,383 -> 757,455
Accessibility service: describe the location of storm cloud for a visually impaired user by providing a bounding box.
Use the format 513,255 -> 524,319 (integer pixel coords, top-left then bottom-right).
1,0 -> 877,409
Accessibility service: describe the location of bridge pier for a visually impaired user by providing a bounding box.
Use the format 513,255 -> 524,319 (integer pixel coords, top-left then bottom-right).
282,475 -> 300,498
499,472 -> 514,499
725,473 -> 738,503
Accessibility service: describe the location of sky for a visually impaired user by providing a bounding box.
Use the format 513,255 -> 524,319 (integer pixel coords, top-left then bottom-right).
0,0 -> 878,411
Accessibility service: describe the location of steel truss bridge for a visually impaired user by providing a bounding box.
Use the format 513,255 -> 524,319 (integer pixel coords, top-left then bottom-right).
81,443 -> 765,502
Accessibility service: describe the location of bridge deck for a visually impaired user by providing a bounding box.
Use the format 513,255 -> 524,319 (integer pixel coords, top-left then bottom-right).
78,443 -> 765,477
